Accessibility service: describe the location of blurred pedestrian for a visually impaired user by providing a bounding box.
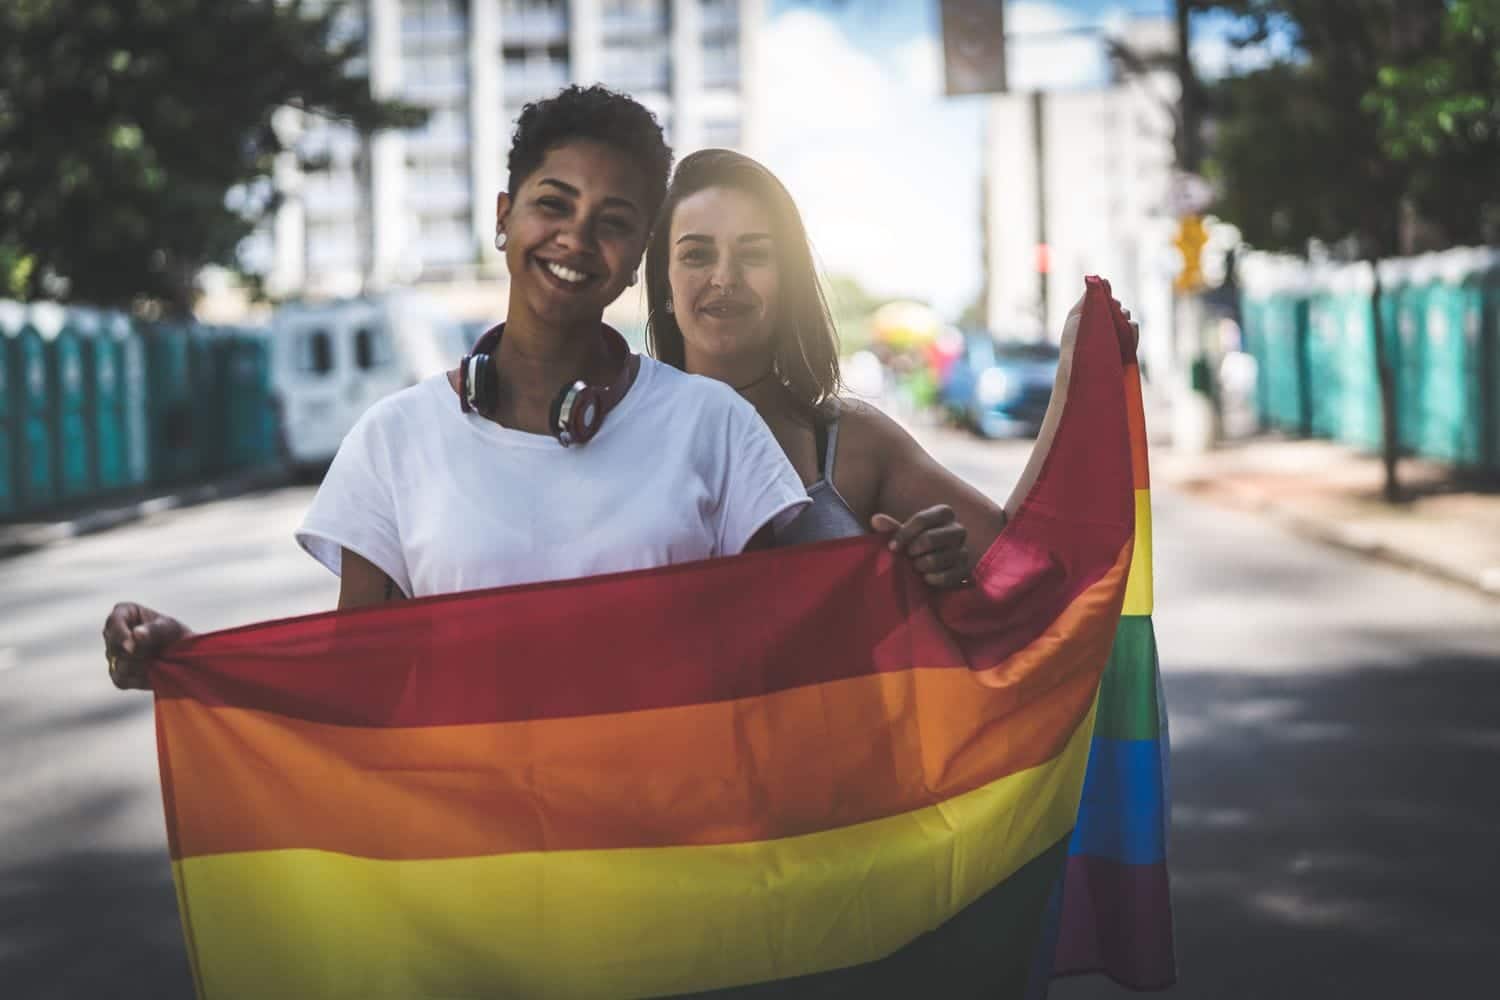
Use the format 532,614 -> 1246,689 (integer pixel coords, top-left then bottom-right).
645,149 -> 1009,584
103,86 -> 811,689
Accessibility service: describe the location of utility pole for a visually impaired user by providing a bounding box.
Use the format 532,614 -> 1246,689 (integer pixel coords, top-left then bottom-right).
1168,0 -> 1217,453
1031,89 -> 1049,333
1175,0 -> 1201,173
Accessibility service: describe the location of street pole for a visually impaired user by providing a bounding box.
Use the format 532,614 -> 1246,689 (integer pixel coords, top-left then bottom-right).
1175,0 -> 1200,173
1031,88 -> 1049,335
1169,0 -> 1217,453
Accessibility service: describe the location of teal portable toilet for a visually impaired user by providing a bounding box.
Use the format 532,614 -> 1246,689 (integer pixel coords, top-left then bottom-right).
1238,255 -> 1313,436
186,325 -> 228,477
79,308 -> 136,493
0,300 -> 20,517
118,314 -> 151,490
225,328 -> 277,472
1331,264 -> 1386,454
1268,294 -> 1311,435
44,304 -> 95,501
1381,259 -> 1426,454
1259,293 -> 1288,430
1306,292 -> 1344,439
1416,250 -> 1488,467
1483,255 -> 1500,475
145,321 -> 196,486
7,304 -> 59,512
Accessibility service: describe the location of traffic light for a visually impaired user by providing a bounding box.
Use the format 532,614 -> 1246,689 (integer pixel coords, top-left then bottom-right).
1173,215 -> 1208,293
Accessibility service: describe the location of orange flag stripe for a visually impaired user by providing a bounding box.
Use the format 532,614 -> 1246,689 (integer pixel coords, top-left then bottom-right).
161,547 -> 1129,863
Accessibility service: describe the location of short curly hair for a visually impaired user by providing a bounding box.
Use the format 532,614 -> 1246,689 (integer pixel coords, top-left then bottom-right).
507,85 -> 673,221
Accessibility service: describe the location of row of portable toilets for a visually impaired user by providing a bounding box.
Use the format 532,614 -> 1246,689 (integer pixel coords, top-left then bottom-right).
1238,247 -> 1500,472
0,301 -> 280,520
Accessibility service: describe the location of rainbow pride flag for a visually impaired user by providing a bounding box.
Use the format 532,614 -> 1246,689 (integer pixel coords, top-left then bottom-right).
1027,290 -> 1176,995
152,277 -> 1168,998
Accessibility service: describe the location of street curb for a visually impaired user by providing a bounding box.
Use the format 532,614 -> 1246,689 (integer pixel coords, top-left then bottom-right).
1171,475 -> 1500,600
0,467 -> 293,561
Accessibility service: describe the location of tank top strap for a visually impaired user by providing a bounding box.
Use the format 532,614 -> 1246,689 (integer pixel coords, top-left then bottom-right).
821,416 -> 841,482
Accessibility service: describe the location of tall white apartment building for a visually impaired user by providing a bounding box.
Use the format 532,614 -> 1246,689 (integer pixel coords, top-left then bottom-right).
265,0 -> 763,308
982,18 -> 1179,376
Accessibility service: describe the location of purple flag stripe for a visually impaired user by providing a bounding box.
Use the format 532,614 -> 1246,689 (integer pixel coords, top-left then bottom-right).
1052,854 -> 1177,989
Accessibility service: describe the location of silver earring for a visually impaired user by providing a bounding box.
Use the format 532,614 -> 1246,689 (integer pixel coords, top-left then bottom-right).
494,233 -> 506,251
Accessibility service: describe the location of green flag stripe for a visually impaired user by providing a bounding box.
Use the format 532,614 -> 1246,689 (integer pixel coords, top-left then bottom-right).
1094,616 -> 1161,741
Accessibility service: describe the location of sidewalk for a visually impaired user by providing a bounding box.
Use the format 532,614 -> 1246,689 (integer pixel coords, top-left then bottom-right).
0,466 -> 292,560
1157,436 -> 1500,597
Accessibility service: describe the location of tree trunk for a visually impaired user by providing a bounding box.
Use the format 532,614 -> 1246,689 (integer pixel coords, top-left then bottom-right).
1367,260 -> 1401,502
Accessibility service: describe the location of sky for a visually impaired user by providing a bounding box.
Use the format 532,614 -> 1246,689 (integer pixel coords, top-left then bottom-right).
755,0 -> 1272,318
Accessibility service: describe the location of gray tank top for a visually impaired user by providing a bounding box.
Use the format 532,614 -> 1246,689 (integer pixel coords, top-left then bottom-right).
774,417 -> 865,546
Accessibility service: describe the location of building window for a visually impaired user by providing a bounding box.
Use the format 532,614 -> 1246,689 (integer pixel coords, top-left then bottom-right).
602,0 -> 668,40
402,0 -> 466,45
502,0 -> 569,45
297,330 -> 334,376
418,214 -> 475,271
702,28 -> 739,89
601,36 -> 670,93
353,326 -> 394,370
502,43 -> 571,102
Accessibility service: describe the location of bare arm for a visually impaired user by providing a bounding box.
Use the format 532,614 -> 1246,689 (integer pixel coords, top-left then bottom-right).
845,403 -> 1008,585
338,548 -> 408,610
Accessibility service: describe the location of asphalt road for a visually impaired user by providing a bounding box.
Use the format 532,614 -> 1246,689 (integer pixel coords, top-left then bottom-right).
2,426 -> 1497,998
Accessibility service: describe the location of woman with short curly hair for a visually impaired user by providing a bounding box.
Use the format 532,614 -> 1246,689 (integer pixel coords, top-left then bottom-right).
102,87 -> 812,686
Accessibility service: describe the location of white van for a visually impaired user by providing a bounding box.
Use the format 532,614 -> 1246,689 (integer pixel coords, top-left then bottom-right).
271,293 -> 475,469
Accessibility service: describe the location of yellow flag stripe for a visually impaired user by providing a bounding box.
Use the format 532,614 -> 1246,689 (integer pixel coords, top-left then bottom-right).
173,703 -> 1096,1000
1123,489 -> 1153,616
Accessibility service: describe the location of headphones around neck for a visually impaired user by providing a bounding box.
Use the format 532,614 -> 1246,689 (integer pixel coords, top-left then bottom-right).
459,323 -> 632,447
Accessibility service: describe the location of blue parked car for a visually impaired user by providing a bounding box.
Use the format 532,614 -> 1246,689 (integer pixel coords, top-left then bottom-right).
941,334 -> 1060,439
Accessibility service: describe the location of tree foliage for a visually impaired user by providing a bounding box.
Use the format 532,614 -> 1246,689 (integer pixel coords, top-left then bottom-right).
1203,0 -> 1448,257
1364,0 -> 1500,244
0,0 -> 424,314
1196,0 -> 1500,500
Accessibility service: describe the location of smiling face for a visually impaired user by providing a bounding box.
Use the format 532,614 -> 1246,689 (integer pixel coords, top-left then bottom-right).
497,139 -> 651,329
666,185 -> 781,371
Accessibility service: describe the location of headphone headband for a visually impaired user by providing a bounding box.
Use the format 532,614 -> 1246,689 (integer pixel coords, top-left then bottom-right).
459,323 -> 632,447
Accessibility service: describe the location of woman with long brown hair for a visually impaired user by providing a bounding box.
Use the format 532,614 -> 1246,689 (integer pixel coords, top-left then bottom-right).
646,148 -> 1008,586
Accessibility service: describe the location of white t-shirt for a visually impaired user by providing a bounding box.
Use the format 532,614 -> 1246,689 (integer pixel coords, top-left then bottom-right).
296,357 -> 810,598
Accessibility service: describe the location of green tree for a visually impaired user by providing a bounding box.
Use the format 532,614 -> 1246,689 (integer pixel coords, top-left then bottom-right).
1364,0 -> 1500,245
1201,0 -> 1491,501
0,0 -> 423,315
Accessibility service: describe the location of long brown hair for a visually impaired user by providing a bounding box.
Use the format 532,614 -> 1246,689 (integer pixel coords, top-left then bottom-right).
645,149 -> 840,408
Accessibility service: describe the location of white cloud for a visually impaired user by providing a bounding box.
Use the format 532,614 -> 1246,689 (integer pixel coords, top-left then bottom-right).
760,10 -> 983,315
756,3 -> 1122,316
893,37 -> 943,98
760,10 -> 890,133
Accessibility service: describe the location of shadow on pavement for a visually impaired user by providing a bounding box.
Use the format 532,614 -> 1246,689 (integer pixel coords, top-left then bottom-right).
1057,648 -> 1500,999
0,843 -> 193,1000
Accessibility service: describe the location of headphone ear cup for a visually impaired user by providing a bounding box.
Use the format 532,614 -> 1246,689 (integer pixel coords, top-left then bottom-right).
470,353 -> 498,415
550,381 -> 607,446
570,385 -> 607,443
